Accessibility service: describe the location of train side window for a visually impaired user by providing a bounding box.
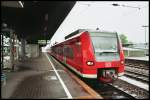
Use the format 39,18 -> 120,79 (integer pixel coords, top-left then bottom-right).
68,47 -> 74,59
60,46 -> 63,56
64,47 -> 68,57
64,46 -> 74,59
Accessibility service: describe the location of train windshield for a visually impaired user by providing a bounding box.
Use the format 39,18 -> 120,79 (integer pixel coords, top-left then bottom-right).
90,32 -> 120,61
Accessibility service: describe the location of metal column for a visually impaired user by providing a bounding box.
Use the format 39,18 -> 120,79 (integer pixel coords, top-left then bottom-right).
10,29 -> 14,71
15,35 -> 19,60
1,32 -> 4,70
21,38 -> 26,61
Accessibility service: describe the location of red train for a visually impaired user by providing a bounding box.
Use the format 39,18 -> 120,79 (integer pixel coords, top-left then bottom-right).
49,29 -> 125,82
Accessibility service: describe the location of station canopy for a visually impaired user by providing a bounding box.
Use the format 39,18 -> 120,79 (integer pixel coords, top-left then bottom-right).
1,1 -> 76,44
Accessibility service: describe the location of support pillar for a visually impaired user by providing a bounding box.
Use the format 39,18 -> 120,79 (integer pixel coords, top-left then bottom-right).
1,32 -> 4,70
10,29 -> 14,71
15,35 -> 19,60
21,38 -> 26,61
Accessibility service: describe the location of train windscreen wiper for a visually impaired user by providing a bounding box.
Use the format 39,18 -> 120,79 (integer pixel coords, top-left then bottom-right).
96,50 -> 117,53
95,50 -> 117,55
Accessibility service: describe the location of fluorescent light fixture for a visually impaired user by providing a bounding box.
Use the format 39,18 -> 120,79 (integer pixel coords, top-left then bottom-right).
18,1 -> 23,8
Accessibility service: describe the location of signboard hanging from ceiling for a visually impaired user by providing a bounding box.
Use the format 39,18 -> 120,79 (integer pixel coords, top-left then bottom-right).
38,40 -> 46,44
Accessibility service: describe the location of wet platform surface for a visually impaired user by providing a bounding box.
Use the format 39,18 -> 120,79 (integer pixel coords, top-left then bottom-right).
2,53 -> 101,99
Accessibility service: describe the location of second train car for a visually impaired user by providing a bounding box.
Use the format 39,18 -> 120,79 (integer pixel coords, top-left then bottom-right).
50,29 -> 125,82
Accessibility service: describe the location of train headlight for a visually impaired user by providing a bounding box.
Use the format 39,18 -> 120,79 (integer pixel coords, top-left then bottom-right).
121,61 -> 124,64
86,61 -> 94,66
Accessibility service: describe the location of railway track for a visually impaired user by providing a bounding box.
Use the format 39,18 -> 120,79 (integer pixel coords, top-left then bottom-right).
50,55 -> 149,99
125,71 -> 149,83
125,59 -> 149,83
125,58 -> 149,70
87,59 -> 149,99
125,66 -> 149,76
83,79 -> 135,99
83,78 -> 149,99
109,79 -> 149,99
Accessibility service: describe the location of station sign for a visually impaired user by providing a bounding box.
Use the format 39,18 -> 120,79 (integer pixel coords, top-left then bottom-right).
38,40 -> 47,44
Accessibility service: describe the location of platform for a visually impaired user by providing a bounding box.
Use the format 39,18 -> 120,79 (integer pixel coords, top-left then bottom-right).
2,53 -> 102,99
125,56 -> 149,61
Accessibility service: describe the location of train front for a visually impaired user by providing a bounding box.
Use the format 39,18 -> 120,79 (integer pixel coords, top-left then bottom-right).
89,31 -> 125,83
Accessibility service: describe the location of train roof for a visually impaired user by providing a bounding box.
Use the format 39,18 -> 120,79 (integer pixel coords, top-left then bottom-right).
65,29 -> 117,40
51,29 -> 118,47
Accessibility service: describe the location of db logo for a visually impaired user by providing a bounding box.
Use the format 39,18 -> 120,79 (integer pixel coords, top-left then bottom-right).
105,62 -> 111,67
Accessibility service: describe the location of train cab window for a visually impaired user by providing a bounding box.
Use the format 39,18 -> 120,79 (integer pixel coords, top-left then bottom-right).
90,32 -> 120,61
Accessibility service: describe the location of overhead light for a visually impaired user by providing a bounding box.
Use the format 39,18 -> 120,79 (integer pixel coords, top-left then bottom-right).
18,1 -> 24,8
112,3 -> 141,10
142,25 -> 149,27
112,3 -> 120,6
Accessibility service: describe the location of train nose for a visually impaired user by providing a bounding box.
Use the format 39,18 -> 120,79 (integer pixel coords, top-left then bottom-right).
111,73 -> 118,81
99,69 -> 118,83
